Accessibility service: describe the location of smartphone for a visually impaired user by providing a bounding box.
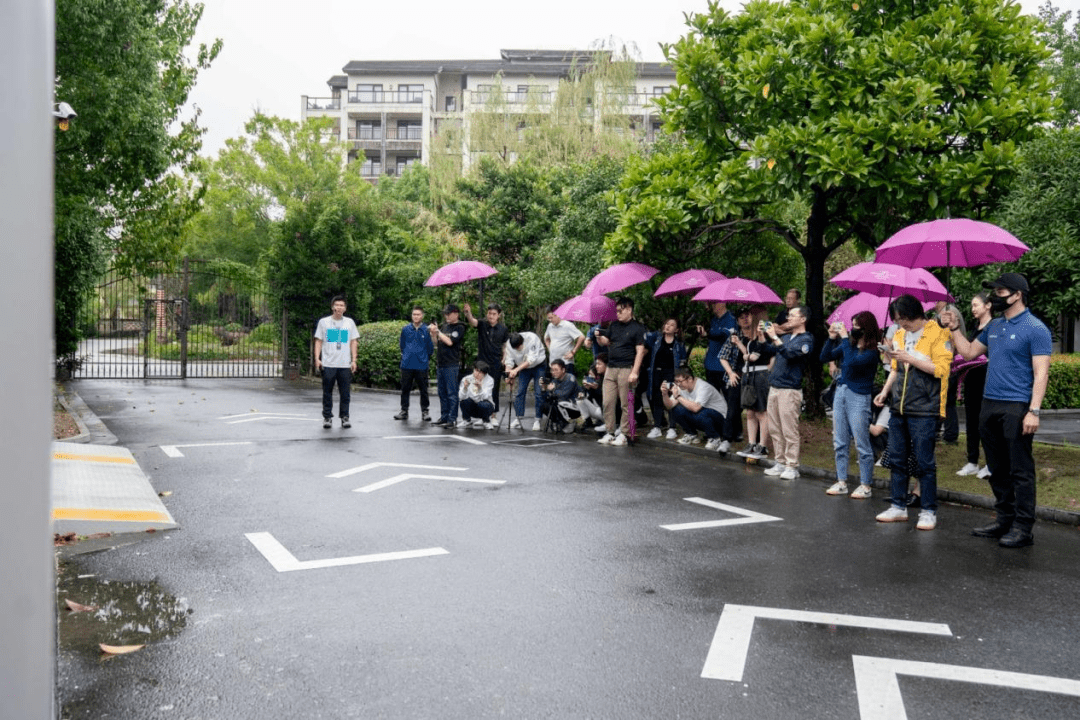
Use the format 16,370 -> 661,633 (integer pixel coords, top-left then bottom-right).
878,343 -> 891,353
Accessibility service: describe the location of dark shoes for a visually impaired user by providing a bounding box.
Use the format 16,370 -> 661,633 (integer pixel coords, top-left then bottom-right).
341,417 -> 351,428
393,411 -> 408,420
421,411 -> 431,422
998,528 -> 1034,548
971,521 -> 1010,539
322,417 -> 332,429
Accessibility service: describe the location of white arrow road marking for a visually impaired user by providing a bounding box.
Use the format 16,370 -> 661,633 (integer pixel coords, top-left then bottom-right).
661,497 -> 783,531
701,604 -> 952,682
245,532 -> 448,572
354,473 -> 505,493
326,462 -> 468,479
218,412 -> 309,420
224,416 -> 323,424
382,434 -> 487,445
160,441 -> 254,458
853,655 -> 1080,720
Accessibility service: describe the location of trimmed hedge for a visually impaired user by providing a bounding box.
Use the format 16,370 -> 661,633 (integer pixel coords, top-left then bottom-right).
1045,354 -> 1080,410
353,320 -> 426,388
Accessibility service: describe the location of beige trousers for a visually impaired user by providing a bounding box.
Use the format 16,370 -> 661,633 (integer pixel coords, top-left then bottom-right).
767,387 -> 802,467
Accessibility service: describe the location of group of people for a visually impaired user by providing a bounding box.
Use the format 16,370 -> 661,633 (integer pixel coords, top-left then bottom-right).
314,270 -> 1051,548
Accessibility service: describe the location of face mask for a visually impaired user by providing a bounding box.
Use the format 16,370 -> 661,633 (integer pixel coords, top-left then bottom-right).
989,293 -> 1015,313
851,329 -> 864,341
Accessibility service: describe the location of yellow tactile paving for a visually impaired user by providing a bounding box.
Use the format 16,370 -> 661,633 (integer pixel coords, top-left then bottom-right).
52,451 -> 136,464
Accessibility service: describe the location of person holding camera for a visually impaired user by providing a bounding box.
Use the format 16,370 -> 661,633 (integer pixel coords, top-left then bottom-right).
761,306 -> 813,480
577,354 -> 608,433
662,367 -> 728,451
540,358 -> 583,432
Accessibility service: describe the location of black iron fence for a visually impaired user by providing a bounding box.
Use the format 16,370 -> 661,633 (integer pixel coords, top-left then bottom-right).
73,260 -> 285,379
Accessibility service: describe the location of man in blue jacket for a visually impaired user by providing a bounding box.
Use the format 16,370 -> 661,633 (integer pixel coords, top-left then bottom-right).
395,306 -> 434,421
761,306 -> 813,480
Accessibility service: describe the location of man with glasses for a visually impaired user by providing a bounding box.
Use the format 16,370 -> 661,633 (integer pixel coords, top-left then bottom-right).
761,305 -> 813,480
942,273 -> 1051,548
595,296 -> 647,446
661,367 -> 728,451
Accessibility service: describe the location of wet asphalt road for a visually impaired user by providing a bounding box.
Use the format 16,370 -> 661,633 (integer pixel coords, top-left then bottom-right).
58,379 -> 1080,719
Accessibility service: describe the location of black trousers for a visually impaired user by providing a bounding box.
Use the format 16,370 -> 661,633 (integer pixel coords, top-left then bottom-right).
399,368 -> 429,413
962,366 -> 987,465
979,399 -> 1037,531
722,380 -> 743,441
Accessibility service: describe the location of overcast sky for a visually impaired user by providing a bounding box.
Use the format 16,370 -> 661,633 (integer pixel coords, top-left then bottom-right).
187,0 -> 1077,157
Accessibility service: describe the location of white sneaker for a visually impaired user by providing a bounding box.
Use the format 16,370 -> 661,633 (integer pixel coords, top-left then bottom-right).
689,435 -> 703,446
717,440 -> 731,453
665,428 -> 678,440
780,466 -> 799,480
917,510 -> 937,531
826,481 -> 848,496
850,484 -> 872,499
611,434 -> 628,446
471,419 -> 484,429
532,419 -> 542,431
594,424 -> 607,434
597,433 -> 615,445
677,434 -> 695,445
956,462 -> 980,476
483,421 -> 495,430
977,466 -> 991,479
510,417 -> 522,429
704,437 -> 722,451
647,427 -> 663,439
763,464 -> 784,476
876,506 -> 909,523
455,419 -> 469,428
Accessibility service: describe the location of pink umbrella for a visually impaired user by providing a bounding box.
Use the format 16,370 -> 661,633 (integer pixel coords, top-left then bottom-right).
827,292 -> 934,330
424,260 -> 498,287
692,277 -> 782,305
554,294 -> 617,324
875,219 -> 1029,268
654,269 -> 727,297
582,262 -> 660,296
830,262 -> 953,303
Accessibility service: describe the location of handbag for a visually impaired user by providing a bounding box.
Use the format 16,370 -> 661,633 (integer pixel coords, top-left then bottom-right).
740,368 -> 757,407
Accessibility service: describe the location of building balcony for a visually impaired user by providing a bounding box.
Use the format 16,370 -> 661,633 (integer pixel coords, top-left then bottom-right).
347,126 -> 424,151
346,90 -> 427,106
305,96 -> 340,111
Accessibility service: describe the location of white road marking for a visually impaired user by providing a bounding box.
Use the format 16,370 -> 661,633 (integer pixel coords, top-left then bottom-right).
701,604 -> 952,682
661,497 -> 783,531
160,441 -> 254,458
353,473 -> 505,493
382,434 -> 487,445
852,655 -> 1080,720
245,532 -> 448,572
326,462 -> 468,479
217,412 -> 309,420
224,416 -> 323,424
490,437 -> 570,447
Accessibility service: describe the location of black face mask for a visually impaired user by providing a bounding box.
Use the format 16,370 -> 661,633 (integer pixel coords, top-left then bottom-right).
989,293 -> 1016,313
851,329 -> 864,342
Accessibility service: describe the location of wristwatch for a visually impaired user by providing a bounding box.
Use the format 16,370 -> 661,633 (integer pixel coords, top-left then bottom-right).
1028,408 -> 1041,416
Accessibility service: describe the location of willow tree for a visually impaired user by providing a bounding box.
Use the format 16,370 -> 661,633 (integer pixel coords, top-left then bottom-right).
610,0 -> 1055,340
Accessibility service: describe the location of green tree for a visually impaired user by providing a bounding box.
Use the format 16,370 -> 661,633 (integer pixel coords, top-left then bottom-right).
1038,2 -> 1080,126
994,126 -> 1080,333
54,0 -> 220,359
611,0 -> 1055,404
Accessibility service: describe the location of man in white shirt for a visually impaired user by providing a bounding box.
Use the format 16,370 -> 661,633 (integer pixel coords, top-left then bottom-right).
662,367 -> 728,452
504,331 -> 548,430
544,306 -> 585,365
313,295 -> 359,429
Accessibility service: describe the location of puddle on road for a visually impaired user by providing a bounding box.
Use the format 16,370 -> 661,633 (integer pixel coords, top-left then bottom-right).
57,562 -> 191,657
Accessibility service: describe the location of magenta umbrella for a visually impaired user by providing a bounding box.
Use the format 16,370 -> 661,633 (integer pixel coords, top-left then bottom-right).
875,219 -> 1029,268
582,262 -> 660,296
424,260 -> 498,287
830,262 -> 953,303
554,294 -> 617,324
693,277 -> 782,305
654,269 -> 727,297
827,292 -> 934,330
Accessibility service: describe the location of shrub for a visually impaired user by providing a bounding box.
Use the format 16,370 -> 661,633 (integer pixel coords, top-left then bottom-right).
247,322 -> 279,345
355,320 -> 419,388
1045,354 -> 1080,410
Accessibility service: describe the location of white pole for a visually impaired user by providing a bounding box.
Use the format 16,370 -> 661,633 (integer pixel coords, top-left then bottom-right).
0,0 -> 56,717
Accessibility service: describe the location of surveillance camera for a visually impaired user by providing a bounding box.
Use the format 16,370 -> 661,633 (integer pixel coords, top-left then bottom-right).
53,102 -> 77,131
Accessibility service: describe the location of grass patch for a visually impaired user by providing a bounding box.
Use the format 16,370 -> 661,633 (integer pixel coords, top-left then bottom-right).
795,416 -> 1080,514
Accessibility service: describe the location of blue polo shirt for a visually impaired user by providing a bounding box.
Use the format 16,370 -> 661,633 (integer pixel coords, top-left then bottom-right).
977,309 -> 1052,403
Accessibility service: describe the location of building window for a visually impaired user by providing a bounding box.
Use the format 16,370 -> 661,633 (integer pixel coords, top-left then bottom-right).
396,120 -> 422,140
355,84 -> 383,103
396,157 -> 420,175
357,120 -> 381,140
397,84 -> 423,103
445,96 -> 456,112
652,86 -> 670,96
360,155 -> 382,176
476,83 -> 499,103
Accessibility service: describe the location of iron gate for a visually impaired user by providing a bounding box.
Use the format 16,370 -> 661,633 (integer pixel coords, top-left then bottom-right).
73,260 -> 285,379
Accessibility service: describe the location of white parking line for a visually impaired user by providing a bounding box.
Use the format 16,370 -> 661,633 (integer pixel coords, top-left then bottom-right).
245,532 -> 448,572
382,434 -> 487,445
853,655 -> 1080,720
326,462 -> 468,479
661,497 -> 783,531
160,441 -> 254,458
353,473 -> 505,493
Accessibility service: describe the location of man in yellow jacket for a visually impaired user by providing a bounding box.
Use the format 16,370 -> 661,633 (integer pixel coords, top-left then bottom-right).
872,295 -> 953,531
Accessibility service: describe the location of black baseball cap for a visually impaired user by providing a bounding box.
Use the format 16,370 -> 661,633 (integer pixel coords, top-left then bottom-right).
443,303 -> 460,314
982,272 -> 1029,294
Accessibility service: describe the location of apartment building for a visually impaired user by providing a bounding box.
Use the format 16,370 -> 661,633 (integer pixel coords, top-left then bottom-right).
301,49 -> 677,181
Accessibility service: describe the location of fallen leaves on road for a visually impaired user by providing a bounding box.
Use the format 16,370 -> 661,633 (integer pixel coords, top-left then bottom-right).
158,490 -> 172,497
64,599 -> 98,613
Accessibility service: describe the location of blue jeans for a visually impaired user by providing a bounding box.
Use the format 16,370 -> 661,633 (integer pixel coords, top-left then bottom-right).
512,364 -> 545,418
436,366 -> 460,422
321,367 -> 352,419
669,403 -> 724,439
833,385 -> 874,486
887,413 -> 938,512
460,398 -> 494,422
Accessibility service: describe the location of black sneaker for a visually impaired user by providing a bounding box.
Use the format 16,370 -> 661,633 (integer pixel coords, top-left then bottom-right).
393,411 -> 408,420
751,444 -> 768,459
322,418 -> 332,429
341,417 -> 351,428
735,443 -> 756,458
